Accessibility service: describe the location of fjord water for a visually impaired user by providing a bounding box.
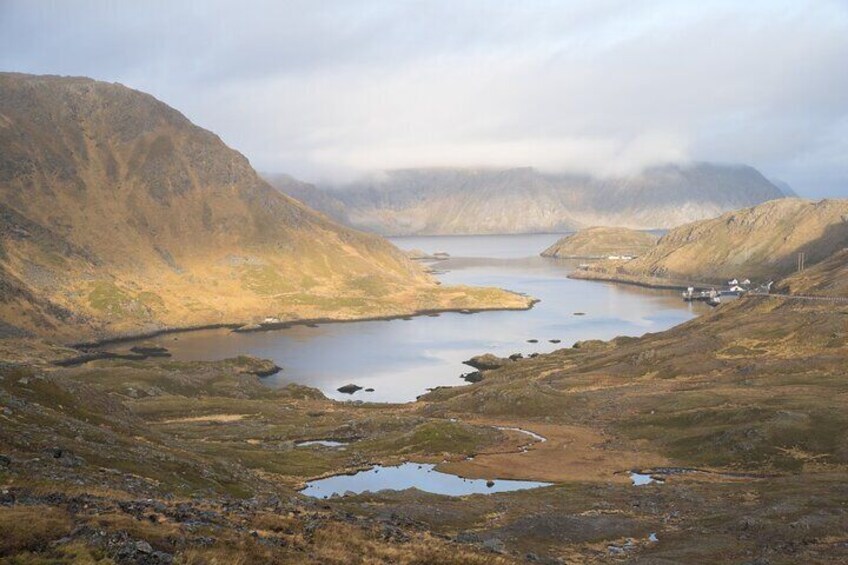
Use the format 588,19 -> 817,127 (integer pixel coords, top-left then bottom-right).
141,234 -> 705,402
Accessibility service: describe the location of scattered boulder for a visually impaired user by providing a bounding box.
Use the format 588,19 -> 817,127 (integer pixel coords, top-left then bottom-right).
232,356 -> 282,378
508,353 -> 523,361
548,339 -> 561,344
482,537 -> 505,553
455,532 -> 480,544
45,447 -> 84,467
463,354 -> 509,371
249,360 -> 282,378
0,454 -> 10,468
365,388 -> 375,392
461,372 -> 484,383
380,524 -> 410,542
572,339 -> 608,350
486,480 -> 495,488
337,384 -> 363,394
527,339 -> 539,343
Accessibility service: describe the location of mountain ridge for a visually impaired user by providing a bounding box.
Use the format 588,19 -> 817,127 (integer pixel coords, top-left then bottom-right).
268,163 -> 788,235
0,73 -> 530,341
571,198 -> 848,287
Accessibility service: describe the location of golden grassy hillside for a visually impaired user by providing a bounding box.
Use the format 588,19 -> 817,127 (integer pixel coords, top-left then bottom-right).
541,226 -> 658,258
775,247 -> 848,297
574,198 -> 848,286
0,74 -> 530,341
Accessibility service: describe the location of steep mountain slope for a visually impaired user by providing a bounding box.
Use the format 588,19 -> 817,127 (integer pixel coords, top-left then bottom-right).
573,198 -> 848,286
0,74 -> 529,340
541,227 -> 658,258
269,164 -> 788,235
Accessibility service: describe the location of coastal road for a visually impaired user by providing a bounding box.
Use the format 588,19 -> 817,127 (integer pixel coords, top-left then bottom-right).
748,292 -> 848,304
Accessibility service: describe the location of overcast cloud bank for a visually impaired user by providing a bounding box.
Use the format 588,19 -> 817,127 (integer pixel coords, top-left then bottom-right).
1,0 -> 846,196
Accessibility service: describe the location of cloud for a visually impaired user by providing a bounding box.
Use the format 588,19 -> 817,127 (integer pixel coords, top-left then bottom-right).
1,0 -> 847,194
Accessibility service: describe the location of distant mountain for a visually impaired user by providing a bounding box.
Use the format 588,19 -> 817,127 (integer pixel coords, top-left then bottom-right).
268,164 -> 788,235
770,178 -> 798,197
572,198 -> 848,286
0,74 -> 528,340
541,227 -> 659,259
263,173 -> 351,225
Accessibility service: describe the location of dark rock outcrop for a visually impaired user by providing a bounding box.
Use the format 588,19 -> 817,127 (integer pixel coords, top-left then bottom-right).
463,354 -> 509,371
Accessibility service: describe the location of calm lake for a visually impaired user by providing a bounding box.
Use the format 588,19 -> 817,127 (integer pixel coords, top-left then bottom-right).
123,234 -> 705,402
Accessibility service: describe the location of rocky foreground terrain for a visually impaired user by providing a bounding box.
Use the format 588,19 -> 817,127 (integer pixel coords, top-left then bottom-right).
269,164 -> 789,235
2,242 -> 848,563
541,227 -> 658,259
0,74 -> 530,343
571,198 -> 848,288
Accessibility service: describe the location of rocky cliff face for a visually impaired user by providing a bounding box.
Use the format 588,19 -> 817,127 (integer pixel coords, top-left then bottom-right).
0,74 -> 528,340
269,164 -> 789,235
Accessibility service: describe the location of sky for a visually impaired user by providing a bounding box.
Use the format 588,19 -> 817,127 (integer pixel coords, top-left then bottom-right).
1,0 -> 847,197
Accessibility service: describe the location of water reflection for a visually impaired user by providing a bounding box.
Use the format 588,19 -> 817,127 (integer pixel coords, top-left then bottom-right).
112,235 -> 706,402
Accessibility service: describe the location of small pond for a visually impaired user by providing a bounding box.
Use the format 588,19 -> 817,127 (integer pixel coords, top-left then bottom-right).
630,471 -> 664,486
301,462 -> 552,498
295,440 -> 348,448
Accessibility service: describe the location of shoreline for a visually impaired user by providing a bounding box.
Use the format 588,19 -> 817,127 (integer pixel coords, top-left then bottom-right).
568,270 -> 719,291
61,268 -> 717,366
63,298 -> 540,357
